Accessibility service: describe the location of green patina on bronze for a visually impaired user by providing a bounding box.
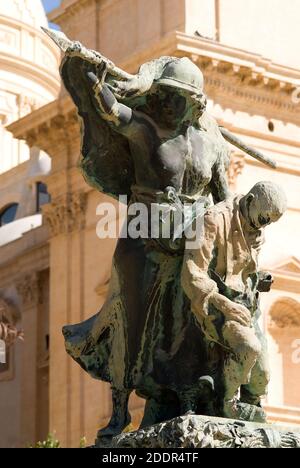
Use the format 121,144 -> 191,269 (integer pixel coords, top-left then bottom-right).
43,28 -> 287,442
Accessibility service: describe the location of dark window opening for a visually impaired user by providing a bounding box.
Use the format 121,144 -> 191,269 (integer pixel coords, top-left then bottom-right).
268,121 -> 275,132
45,334 -> 50,351
36,182 -> 51,213
0,203 -> 19,227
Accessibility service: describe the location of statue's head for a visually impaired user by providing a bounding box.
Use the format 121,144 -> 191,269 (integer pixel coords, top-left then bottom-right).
240,181 -> 287,231
150,58 -> 206,127
155,58 -> 204,94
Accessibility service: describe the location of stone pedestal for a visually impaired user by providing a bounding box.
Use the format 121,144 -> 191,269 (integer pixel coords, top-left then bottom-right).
96,415 -> 300,449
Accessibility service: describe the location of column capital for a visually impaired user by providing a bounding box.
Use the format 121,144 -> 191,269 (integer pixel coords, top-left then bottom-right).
43,191 -> 88,237
16,273 -> 41,308
6,96 -> 80,160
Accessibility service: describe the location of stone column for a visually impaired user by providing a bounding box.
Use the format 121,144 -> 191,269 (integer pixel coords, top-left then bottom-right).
268,298 -> 300,408
16,272 -> 41,447
43,191 -> 87,448
22,107 -> 88,446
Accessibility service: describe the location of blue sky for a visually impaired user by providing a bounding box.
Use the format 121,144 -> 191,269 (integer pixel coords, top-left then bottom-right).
42,0 -> 61,13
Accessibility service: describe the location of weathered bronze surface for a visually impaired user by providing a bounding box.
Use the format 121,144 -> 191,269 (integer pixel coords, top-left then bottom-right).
44,28 -> 288,442
104,415 -> 300,449
182,182 -> 287,421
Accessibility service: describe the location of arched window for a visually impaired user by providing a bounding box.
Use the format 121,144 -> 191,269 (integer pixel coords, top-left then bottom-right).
0,204 -> 18,227
36,182 -> 51,213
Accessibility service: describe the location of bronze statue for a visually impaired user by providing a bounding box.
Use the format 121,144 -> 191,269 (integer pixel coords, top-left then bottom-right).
182,181 -> 287,421
42,28 -> 282,439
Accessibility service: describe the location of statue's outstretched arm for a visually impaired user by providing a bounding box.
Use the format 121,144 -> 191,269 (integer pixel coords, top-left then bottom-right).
86,71 -> 133,129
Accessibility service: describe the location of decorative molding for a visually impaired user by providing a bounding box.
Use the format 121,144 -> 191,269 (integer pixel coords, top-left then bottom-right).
48,0 -> 92,24
122,32 -> 300,124
0,15 -> 60,98
282,261 -> 300,275
26,111 -> 80,157
6,0 -> 34,27
269,298 -> 300,329
7,32 -> 300,161
204,74 -> 297,121
266,405 -> 300,426
7,30 -> 300,127
267,257 -> 300,293
105,414 -> 300,449
227,152 -> 246,189
18,94 -> 39,119
43,191 -> 87,237
271,257 -> 300,277
16,272 -> 40,308
0,27 -> 17,48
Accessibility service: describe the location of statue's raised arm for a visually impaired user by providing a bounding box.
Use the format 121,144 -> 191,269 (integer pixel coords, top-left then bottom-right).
42,27 -> 281,441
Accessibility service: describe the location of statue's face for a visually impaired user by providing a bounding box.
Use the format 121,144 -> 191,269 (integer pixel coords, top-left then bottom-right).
155,85 -> 205,128
158,86 -> 187,125
245,195 -> 282,230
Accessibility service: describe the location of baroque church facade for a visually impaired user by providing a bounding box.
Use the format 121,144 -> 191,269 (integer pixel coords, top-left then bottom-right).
0,0 -> 300,447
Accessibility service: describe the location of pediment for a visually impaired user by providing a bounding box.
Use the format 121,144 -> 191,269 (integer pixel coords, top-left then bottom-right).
271,257 -> 300,276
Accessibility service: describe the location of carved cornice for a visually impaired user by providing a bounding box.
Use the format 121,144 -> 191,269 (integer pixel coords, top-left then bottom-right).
16,273 -> 40,308
42,191 -> 87,237
271,257 -> 300,277
267,257 -> 300,294
199,59 -> 296,96
179,37 -> 300,125
175,32 -> 300,85
7,97 -> 80,157
203,73 -> 297,123
26,111 -> 80,157
122,32 -> 300,124
48,0 -> 92,24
